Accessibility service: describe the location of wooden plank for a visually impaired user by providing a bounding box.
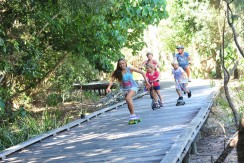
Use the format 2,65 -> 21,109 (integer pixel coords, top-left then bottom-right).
160,84 -> 220,163
0,91 -> 148,160
1,80 -> 220,163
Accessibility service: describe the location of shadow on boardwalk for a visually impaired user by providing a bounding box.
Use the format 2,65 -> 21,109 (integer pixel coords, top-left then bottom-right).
1,79 -> 219,163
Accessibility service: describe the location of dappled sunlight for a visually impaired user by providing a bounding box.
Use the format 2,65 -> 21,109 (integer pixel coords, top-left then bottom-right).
1,79 -> 219,162
45,156 -> 66,162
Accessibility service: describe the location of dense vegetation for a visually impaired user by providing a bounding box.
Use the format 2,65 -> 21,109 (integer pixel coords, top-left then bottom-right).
0,0 -> 243,160
0,0 -> 167,150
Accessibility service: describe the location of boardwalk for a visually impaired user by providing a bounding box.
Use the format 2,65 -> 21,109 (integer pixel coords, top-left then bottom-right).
1,79 -> 219,163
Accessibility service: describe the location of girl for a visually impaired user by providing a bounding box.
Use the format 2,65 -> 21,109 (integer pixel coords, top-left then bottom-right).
106,59 -> 150,122
141,52 -> 159,70
146,64 -> 164,107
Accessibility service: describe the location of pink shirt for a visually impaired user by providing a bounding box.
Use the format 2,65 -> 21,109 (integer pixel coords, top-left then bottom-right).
146,71 -> 160,86
143,59 -> 158,68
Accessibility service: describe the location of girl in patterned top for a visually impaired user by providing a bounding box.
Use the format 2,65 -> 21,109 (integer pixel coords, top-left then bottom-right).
141,52 -> 159,70
106,59 -> 150,121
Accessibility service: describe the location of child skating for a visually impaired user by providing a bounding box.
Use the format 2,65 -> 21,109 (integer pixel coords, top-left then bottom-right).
171,59 -> 191,106
106,59 -> 151,124
145,64 -> 164,109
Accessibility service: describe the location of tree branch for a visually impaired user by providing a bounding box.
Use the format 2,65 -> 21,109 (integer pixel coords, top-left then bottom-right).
226,2 -> 244,58
214,131 -> 238,163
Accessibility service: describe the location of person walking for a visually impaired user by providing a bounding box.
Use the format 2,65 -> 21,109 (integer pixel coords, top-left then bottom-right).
175,45 -> 192,82
106,58 -> 150,123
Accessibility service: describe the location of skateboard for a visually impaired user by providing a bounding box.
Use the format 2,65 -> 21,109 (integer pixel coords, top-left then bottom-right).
128,118 -> 141,125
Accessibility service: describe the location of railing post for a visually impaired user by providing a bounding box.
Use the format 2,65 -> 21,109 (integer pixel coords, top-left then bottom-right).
191,139 -> 198,155
183,150 -> 190,163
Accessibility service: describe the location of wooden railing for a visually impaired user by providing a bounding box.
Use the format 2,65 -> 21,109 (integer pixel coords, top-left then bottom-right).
73,82 -> 118,96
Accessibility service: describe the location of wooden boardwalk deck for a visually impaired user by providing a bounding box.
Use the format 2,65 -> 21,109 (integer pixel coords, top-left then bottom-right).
0,79 -> 219,163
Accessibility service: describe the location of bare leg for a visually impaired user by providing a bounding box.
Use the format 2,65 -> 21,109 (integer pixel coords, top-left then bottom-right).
155,90 -> 163,102
152,89 -> 158,102
125,90 -> 136,114
176,89 -> 182,97
184,66 -> 191,79
183,84 -> 190,93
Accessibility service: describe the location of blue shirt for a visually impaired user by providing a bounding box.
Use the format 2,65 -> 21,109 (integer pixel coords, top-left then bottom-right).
121,67 -> 138,91
175,52 -> 190,68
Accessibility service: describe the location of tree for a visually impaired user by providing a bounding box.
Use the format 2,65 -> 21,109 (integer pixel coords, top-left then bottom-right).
0,0 -> 168,115
215,0 -> 244,162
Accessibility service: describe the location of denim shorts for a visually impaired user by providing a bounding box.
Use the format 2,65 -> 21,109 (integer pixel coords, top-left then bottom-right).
176,82 -> 186,91
122,87 -> 138,95
153,85 -> 161,90
181,64 -> 189,71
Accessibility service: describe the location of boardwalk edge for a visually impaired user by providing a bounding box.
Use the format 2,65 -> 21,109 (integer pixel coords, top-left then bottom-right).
0,91 -> 148,160
160,83 -> 221,163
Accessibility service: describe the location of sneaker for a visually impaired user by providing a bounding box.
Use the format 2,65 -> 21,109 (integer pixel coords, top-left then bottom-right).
155,102 -> 160,108
158,101 -> 164,107
188,78 -> 192,82
130,114 -> 139,120
188,90 -> 192,98
178,96 -> 183,100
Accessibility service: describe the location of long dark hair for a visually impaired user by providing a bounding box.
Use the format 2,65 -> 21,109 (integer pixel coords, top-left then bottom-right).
111,58 -> 127,82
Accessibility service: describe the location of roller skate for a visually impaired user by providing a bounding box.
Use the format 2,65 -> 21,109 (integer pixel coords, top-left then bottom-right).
158,100 -> 164,107
176,96 -> 185,106
128,114 -> 141,125
151,100 -> 161,110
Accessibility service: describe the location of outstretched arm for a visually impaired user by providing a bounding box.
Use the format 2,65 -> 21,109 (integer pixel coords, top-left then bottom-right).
130,67 -> 151,89
106,77 -> 115,93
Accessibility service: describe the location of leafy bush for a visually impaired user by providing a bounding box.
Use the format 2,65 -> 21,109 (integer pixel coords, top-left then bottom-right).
46,94 -> 63,106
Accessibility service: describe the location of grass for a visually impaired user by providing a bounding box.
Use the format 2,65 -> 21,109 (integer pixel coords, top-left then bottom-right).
0,109 -> 72,151
0,90 -> 102,152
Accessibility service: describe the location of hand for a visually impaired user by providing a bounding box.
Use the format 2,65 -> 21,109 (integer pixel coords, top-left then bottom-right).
106,88 -> 111,93
145,82 -> 151,90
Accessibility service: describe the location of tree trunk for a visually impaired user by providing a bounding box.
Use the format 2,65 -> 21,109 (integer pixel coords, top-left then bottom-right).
237,116 -> 244,162
215,59 -> 222,79
234,68 -> 239,79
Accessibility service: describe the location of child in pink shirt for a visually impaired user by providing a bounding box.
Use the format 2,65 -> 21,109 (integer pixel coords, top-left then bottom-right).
146,64 -> 164,107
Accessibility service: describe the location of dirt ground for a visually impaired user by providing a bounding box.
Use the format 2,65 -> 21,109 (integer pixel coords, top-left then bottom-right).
189,134 -> 237,162
189,107 -> 238,163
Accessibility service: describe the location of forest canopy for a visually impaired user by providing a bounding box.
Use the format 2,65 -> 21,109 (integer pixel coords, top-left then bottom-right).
0,0 -> 167,110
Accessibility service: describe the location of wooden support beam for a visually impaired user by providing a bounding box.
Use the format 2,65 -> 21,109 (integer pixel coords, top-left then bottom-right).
191,139 -> 198,155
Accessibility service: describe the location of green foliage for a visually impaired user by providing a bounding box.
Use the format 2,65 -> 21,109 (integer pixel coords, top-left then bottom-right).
0,109 -> 71,151
216,96 -> 229,110
0,0 -> 168,112
82,91 -> 100,103
0,99 -> 5,116
46,94 -> 62,107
